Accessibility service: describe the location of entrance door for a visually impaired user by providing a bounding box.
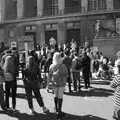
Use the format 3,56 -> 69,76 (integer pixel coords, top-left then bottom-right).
67,29 -> 80,45
25,32 -> 36,50
45,30 -> 57,45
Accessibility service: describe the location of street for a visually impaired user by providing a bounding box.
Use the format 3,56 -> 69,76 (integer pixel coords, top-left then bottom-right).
0,79 -> 114,120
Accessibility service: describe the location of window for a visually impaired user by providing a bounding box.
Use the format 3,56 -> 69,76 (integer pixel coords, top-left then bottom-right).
44,0 -> 58,16
88,0 -> 106,11
97,0 -> 106,10
65,0 -> 80,8
65,0 -> 81,13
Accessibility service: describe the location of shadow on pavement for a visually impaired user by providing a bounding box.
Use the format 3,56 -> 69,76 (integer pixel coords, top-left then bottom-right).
0,110 -> 108,120
64,87 -> 114,97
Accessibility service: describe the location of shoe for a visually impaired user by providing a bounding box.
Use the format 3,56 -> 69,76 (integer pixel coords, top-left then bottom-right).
12,108 -> 17,112
43,107 -> 49,113
29,108 -> 36,115
57,112 -> 66,120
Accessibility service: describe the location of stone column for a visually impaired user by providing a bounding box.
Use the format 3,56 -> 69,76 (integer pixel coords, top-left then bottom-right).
57,22 -> 66,44
0,0 -> 5,22
58,0 -> 65,15
81,0 -> 88,12
107,0 -> 113,10
17,0 -> 24,18
37,0 -> 43,16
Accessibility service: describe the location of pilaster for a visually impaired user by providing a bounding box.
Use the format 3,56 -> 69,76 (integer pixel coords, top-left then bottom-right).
37,0 -> 43,16
17,0 -> 24,18
57,22 -> 66,44
107,0 -> 113,10
58,0 -> 65,15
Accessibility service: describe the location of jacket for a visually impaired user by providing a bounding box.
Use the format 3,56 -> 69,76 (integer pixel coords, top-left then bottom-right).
48,63 -> 68,87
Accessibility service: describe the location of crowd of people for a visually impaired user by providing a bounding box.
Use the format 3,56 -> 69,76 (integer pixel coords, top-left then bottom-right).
0,40 -> 120,120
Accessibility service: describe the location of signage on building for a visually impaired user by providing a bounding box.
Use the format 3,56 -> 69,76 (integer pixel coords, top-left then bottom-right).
45,24 -> 57,30
116,18 -> 120,34
25,25 -> 37,32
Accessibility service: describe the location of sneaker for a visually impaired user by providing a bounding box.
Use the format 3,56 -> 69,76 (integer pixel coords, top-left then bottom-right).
42,107 -> 49,113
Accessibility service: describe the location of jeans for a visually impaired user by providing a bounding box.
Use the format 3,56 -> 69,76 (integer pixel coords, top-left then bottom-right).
25,86 -> 44,109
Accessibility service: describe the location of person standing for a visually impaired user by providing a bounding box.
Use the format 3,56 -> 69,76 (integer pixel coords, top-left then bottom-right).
48,52 -> 68,120
71,52 -> 81,92
3,50 -> 18,111
23,50 -> 49,114
82,50 -> 91,89
62,49 -> 72,93
0,65 -> 5,110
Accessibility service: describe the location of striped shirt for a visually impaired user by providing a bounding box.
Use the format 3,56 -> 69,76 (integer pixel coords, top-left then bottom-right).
111,75 -> 120,108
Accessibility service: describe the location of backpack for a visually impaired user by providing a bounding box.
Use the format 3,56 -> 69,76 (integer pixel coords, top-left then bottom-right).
75,58 -> 82,70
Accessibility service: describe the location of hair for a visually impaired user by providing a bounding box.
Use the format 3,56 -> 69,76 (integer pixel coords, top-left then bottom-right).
52,52 -> 62,65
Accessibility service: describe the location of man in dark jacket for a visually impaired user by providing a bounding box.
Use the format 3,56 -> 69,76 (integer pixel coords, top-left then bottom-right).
62,49 -> 72,93
82,51 -> 91,89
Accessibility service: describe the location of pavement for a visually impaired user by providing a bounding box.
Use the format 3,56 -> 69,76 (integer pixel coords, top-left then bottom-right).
0,77 -> 115,120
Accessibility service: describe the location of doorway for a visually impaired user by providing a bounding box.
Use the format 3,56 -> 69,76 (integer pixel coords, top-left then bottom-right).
67,29 -> 80,45
45,30 -> 57,45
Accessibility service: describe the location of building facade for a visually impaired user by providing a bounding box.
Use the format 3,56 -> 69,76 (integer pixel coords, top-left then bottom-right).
0,0 -> 120,57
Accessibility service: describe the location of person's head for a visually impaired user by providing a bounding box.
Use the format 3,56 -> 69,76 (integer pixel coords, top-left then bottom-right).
28,50 -> 34,56
64,48 -> 70,56
53,52 -> 62,65
102,57 -> 109,64
116,51 -> 120,59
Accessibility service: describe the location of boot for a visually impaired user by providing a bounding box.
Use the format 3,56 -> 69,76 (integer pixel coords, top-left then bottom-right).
57,99 -> 65,119
54,97 -> 58,113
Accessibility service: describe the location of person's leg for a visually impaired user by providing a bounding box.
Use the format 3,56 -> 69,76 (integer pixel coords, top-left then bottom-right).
57,87 -> 65,119
73,72 -> 77,91
25,87 -> 33,109
0,84 -> 5,110
11,81 -> 17,110
5,82 -> 10,108
33,88 -> 49,113
54,87 -> 59,113
33,88 -> 44,107
76,72 -> 81,91
86,72 -> 90,88
68,71 -> 71,93
83,72 -> 88,89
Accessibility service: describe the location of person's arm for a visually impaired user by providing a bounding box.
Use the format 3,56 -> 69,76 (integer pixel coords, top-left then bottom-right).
47,65 -> 53,85
111,76 -> 120,88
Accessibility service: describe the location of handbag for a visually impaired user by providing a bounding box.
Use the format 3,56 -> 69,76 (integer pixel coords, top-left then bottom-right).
4,72 -> 13,82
